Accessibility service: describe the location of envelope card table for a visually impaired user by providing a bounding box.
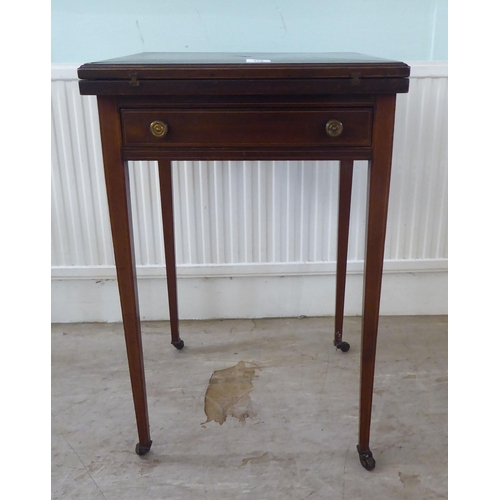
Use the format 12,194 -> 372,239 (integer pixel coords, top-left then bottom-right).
78,52 -> 410,470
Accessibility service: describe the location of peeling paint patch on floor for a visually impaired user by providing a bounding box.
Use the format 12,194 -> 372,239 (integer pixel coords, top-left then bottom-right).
203,361 -> 261,425
398,471 -> 421,490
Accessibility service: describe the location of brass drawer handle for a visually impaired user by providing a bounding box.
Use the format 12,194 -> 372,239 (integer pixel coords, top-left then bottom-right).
150,120 -> 168,138
325,119 -> 343,138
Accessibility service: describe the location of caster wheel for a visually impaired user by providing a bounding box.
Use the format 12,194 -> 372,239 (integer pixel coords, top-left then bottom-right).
172,339 -> 184,350
335,341 -> 350,352
135,440 -> 152,456
357,446 -> 376,471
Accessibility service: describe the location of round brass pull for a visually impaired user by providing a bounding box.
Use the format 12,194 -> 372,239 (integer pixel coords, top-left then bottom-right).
325,119 -> 343,138
150,120 -> 168,138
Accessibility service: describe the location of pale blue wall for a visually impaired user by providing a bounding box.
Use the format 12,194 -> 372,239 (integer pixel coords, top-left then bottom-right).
52,0 -> 447,63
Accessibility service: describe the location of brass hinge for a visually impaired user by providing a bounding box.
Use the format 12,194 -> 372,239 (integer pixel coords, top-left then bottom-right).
351,72 -> 361,85
129,73 -> 140,86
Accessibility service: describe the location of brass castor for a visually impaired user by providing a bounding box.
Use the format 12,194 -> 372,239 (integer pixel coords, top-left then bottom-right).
334,341 -> 350,352
172,339 -> 185,350
357,445 -> 376,471
135,440 -> 152,456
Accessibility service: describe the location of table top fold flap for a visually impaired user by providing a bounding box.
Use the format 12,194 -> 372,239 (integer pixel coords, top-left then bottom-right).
78,52 -> 410,96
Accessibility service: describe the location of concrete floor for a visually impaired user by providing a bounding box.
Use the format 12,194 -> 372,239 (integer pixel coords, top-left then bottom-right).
52,316 -> 447,499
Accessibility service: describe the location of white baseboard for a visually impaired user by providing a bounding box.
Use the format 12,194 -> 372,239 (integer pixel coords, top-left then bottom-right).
51,265 -> 447,323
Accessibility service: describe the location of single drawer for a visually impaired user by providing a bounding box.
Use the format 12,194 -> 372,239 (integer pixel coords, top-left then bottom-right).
121,108 -> 373,148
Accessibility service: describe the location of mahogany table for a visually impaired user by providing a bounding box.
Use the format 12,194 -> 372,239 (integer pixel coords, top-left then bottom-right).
78,52 -> 410,471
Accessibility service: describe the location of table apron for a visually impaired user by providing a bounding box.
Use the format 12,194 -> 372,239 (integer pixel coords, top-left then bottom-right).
121,147 -> 373,162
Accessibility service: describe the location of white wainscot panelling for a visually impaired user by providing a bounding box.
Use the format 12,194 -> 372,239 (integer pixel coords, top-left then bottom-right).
51,62 -> 448,322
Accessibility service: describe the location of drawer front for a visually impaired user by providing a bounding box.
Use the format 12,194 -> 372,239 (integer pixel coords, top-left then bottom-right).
121,108 -> 372,148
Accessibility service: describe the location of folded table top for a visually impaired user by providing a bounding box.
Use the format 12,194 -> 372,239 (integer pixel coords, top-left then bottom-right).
77,52 -> 410,95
